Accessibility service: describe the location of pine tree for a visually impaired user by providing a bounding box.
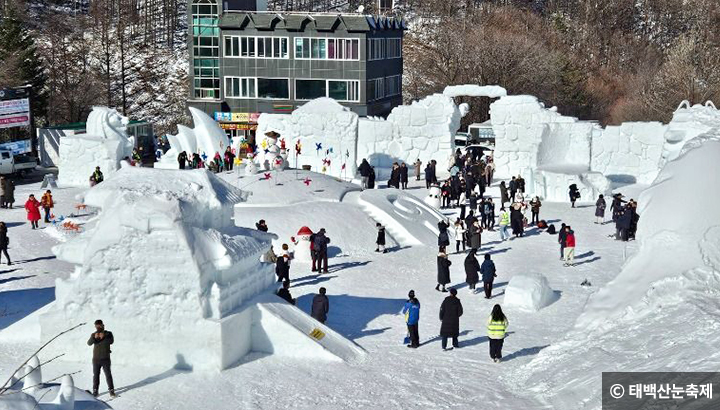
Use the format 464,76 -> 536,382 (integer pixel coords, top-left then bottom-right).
0,4 -> 48,121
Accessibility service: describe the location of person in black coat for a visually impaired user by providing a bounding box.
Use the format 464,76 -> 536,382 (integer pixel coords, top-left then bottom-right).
424,164 -> 434,189
437,220 -> 450,250
436,250 -> 452,292
509,177 -> 517,200
399,163 -> 409,189
0,222 -> 10,265
568,184 -> 580,208
464,250 -> 480,292
510,206 -> 524,237
358,159 -> 372,190
276,280 -> 295,305
617,207 -> 633,241
275,247 -> 290,282
311,287 -> 329,323
439,288 -> 463,350
389,163 -> 400,189
368,166 -> 376,189
610,193 -> 626,222
375,223 -> 386,253
255,219 -> 269,232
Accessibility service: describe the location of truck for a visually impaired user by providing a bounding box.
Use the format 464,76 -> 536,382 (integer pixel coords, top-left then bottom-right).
0,149 -> 37,176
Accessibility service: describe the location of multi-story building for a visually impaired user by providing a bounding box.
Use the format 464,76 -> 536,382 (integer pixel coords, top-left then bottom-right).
187,2 -> 405,143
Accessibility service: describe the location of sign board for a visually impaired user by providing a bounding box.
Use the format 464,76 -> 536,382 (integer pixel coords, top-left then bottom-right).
0,139 -> 32,155
214,112 -> 260,123
0,98 -> 29,116
219,123 -> 258,131
0,113 -> 30,129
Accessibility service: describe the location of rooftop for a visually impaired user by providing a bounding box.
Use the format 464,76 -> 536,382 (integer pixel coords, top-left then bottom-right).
219,12 -> 406,31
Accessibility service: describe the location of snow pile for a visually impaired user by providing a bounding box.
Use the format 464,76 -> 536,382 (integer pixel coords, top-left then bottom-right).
41,167 -> 277,370
661,100 -> 720,166
513,133 -> 720,408
503,273 -> 557,312
155,107 -> 231,169
256,98 -> 358,178
57,107 -> 134,187
357,93 -> 464,178
442,84 -> 507,99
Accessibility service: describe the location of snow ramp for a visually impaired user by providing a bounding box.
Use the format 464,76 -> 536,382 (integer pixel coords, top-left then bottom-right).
252,294 -> 367,364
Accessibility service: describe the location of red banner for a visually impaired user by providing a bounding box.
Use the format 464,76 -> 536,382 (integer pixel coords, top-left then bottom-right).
0,114 -> 30,129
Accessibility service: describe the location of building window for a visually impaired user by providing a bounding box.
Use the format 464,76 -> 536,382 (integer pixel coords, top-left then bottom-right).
386,38 -> 402,59
367,78 -> 385,101
385,74 -> 401,97
294,38 -> 359,61
225,77 -> 290,99
296,79 -> 360,102
368,38 -> 385,61
191,0 -> 219,99
224,36 -> 289,59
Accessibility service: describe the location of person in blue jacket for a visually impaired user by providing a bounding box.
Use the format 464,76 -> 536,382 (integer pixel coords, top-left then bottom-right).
402,290 -> 421,348
481,254 -> 497,299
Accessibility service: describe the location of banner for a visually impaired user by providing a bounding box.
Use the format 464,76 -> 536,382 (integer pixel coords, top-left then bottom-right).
0,98 -> 29,116
219,123 -> 257,131
0,139 -> 31,155
214,112 -> 260,124
0,113 -> 30,129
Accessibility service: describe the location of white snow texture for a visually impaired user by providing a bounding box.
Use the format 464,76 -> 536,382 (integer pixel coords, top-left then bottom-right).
503,273 -> 557,312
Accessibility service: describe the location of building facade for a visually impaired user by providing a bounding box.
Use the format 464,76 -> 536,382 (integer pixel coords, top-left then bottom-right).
187,5 -> 405,143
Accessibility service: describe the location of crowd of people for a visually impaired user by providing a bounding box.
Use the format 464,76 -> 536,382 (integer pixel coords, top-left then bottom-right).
177,146 -> 237,173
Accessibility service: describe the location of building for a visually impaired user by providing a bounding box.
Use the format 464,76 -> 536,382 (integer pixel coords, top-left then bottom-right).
187,4 -> 406,145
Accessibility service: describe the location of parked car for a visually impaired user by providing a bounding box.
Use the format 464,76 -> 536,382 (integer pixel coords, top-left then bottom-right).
0,149 -> 37,176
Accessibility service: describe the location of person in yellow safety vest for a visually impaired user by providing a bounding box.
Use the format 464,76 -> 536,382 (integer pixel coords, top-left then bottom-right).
487,304 -> 509,363
498,207 -> 510,241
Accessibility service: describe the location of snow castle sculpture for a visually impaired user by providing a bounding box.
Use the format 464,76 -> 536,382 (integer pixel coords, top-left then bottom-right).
57,106 -> 134,187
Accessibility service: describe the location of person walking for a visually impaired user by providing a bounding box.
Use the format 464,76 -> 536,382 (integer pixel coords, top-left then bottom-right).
595,194 -> 607,224
0,176 -> 5,208
439,288 -> 463,351
93,167 -> 104,184
0,222 -> 10,265
510,204 -> 524,238
389,163 -> 400,189
483,198 -> 495,230
400,162 -> 409,190
568,184 -> 580,208
453,219 -> 466,254
87,320 -> 116,398
311,287 -> 329,324
438,220 -> 451,251
558,223 -> 567,260
481,254 -> 497,299
275,244 -> 291,282
435,249 -> 452,293
41,190 -> 54,223
276,280 -> 295,305
469,219 -> 482,250
499,181 -> 509,207
508,177 -> 517,201
402,290 -> 420,348
358,159 -> 372,190
464,250 -> 480,293
563,226 -> 576,267
25,194 -> 41,230
413,159 -> 422,181
224,147 -> 236,171
487,305 -> 509,363
312,228 -> 330,273
529,196 -> 542,226
498,207 -> 510,241
375,223 -> 387,253
1,177 -> 14,209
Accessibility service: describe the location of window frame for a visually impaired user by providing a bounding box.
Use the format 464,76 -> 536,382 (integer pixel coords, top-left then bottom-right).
223,36 -> 290,59
294,78 -> 361,102
294,37 -> 360,61
224,76 -> 291,100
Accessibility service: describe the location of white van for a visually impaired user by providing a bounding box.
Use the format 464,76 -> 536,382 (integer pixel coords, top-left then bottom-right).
0,149 -> 37,176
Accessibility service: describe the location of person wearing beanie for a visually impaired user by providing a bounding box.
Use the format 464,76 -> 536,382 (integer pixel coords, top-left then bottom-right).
402,290 -> 421,348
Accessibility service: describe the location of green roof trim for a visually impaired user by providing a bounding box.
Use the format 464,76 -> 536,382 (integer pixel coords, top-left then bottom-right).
42,119 -> 150,131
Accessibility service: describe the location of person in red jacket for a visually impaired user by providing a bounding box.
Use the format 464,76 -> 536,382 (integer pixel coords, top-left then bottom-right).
25,194 -> 41,229
563,226 -> 576,267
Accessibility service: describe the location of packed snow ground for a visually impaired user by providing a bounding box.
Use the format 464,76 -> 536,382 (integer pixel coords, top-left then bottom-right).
0,168 -> 636,409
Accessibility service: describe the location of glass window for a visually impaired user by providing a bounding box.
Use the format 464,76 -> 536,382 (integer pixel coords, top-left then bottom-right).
295,38 -> 303,58
328,81 -> 348,101
257,37 -> 265,57
257,78 -> 289,99
296,80 -> 326,100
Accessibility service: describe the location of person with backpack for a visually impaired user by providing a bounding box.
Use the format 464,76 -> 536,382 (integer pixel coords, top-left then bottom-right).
595,194 -> 607,224
487,305 -> 509,362
375,223 -> 387,253
558,223 -> 567,260
435,248 -> 452,292
529,196 -> 542,226
464,249 -> 480,294
439,288 -> 463,351
312,229 -> 330,273
311,287 -> 329,324
453,219 -> 466,254
563,226 -> 576,267
481,254 -> 497,299
276,280 -> 295,305
0,222 -> 10,265
402,290 -> 420,348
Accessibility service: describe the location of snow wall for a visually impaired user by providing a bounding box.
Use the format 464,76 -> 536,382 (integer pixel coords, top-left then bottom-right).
513,129 -> 720,408
57,107 -> 134,187
491,96 -> 720,202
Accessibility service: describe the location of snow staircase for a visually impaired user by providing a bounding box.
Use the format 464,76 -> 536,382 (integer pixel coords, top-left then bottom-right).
252,294 -> 367,364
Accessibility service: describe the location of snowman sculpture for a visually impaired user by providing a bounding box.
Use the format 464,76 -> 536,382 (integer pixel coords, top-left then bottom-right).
245,153 -> 258,175
291,226 -> 314,263
424,184 -> 442,209
272,154 -> 285,172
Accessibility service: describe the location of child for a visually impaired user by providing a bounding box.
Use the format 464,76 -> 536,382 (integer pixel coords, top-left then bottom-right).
375,223 -> 386,253
41,190 -> 54,223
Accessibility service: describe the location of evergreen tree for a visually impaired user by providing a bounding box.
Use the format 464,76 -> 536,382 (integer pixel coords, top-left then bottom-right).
0,4 -> 48,121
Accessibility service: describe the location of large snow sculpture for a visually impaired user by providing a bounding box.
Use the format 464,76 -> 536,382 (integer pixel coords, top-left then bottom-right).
57,106 -> 134,187
155,107 -> 230,169
660,100 -> 720,166
41,167 -> 276,370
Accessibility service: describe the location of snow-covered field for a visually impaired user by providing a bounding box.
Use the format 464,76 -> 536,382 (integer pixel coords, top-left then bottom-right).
0,164 -> 645,409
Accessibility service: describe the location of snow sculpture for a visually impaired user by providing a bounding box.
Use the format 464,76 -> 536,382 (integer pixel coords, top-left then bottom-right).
424,185 -> 442,209
155,107 -> 230,169
292,226 -> 313,263
660,100 -> 720,167
503,273 -> 557,311
245,152 -> 258,175
442,84 -> 507,99
41,167 -> 277,370
58,106 -> 134,187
